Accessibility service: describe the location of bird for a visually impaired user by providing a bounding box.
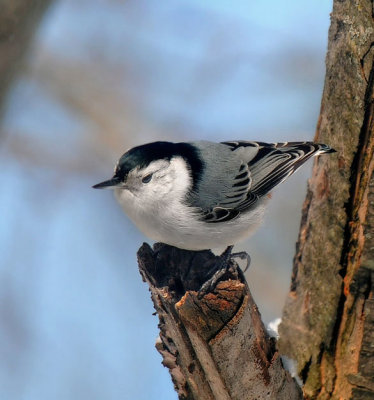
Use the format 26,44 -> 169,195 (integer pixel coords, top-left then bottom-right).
93,140 -> 335,259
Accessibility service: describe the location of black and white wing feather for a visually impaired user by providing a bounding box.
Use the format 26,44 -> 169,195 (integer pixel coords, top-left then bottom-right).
201,141 -> 334,223
202,162 -> 257,222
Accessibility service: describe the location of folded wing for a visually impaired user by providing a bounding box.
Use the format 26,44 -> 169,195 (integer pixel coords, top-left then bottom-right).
202,141 -> 334,223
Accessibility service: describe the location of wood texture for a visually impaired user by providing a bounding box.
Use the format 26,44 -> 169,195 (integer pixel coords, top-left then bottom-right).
138,243 -> 302,400
279,1 -> 374,399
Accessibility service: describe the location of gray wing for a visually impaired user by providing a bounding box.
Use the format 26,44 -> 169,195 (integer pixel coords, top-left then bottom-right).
201,140 -> 334,223
201,162 -> 258,222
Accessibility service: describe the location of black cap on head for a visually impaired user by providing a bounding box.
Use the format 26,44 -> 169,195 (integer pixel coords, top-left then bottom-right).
114,141 -> 204,191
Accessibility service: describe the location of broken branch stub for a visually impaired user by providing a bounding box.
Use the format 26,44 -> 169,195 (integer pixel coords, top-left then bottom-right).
137,242 -> 302,400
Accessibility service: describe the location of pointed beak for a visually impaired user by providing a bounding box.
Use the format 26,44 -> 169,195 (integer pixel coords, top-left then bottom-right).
92,177 -> 121,189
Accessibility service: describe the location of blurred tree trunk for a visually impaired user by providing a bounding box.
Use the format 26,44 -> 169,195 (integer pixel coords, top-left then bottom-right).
0,0 -> 52,117
279,1 -> 374,399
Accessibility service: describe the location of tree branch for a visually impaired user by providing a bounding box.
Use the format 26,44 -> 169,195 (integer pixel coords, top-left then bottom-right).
137,243 -> 302,400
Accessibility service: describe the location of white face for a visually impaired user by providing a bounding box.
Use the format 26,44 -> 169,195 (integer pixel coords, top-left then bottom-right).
115,157 -> 192,209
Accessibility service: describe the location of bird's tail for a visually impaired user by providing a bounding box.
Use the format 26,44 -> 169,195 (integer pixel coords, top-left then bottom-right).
248,141 -> 336,197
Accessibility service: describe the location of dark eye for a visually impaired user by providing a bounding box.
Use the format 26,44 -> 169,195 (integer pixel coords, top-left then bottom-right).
142,173 -> 153,184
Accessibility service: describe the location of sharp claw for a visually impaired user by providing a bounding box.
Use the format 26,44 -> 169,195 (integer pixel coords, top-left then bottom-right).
231,251 -> 251,272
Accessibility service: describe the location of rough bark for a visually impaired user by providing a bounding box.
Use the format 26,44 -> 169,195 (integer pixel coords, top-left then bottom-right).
0,0 -> 52,116
279,1 -> 374,399
137,243 -> 302,400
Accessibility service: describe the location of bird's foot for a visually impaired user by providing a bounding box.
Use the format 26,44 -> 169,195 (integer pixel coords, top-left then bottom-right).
231,251 -> 251,272
198,246 -> 251,298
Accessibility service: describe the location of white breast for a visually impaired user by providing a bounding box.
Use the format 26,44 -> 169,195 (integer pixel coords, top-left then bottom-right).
114,157 -> 268,250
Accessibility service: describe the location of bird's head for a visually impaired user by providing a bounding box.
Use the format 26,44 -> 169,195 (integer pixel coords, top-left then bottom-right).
93,142 -> 203,206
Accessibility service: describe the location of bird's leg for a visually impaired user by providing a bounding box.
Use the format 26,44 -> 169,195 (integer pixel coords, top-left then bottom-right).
198,245 -> 235,298
207,245 -> 234,275
198,246 -> 251,298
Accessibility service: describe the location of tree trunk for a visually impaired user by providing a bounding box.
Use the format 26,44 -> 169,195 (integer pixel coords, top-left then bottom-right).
279,1 -> 374,399
137,243 -> 302,400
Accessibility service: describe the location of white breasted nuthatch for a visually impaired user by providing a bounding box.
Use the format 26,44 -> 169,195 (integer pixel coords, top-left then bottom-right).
93,140 -> 335,252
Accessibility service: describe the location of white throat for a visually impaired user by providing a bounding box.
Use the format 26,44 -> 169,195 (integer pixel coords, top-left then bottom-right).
114,156 -> 195,241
